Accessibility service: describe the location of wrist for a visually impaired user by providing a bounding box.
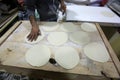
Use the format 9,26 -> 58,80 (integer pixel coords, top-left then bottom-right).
29,16 -> 38,28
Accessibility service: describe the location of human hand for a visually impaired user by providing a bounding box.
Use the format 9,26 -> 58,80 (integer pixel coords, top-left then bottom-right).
27,26 -> 41,42
17,0 -> 24,6
60,3 -> 66,13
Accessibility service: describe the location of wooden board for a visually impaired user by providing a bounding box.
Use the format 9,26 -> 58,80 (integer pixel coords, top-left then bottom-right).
0,21 -> 22,45
0,21 -> 120,80
2,8 -> 18,14
96,23 -> 120,76
0,13 -> 18,32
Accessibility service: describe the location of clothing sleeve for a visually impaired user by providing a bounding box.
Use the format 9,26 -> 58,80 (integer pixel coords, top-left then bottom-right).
58,0 -> 61,3
25,0 -> 36,18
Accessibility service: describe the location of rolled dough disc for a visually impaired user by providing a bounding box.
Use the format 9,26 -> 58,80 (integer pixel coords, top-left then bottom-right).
101,11 -> 115,17
60,23 -> 81,32
25,33 -> 44,44
25,45 -> 51,66
83,42 -> 110,62
81,23 -> 97,32
41,22 -> 59,31
70,31 -> 90,45
55,47 -> 80,69
47,32 -> 68,46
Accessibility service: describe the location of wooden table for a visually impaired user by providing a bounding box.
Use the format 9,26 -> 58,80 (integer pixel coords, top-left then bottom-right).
0,21 -> 120,80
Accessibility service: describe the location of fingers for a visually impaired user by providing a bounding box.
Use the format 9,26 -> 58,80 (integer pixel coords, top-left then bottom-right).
34,32 -> 38,41
27,32 -> 34,42
61,4 -> 66,13
38,30 -> 41,35
27,31 -> 38,42
27,27 -> 41,42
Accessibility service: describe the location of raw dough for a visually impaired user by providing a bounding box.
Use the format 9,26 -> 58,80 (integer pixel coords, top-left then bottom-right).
47,32 -> 68,46
25,45 -> 51,66
101,11 -> 115,17
25,33 -> 44,44
70,31 -> 90,45
41,22 -> 59,31
55,47 -> 80,69
60,23 -> 81,32
83,42 -> 110,62
81,23 -> 97,32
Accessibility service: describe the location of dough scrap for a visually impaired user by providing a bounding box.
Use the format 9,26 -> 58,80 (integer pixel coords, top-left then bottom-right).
55,47 -> 80,69
47,32 -> 68,46
25,45 -> 51,66
83,42 -> 110,62
70,31 -> 90,45
81,23 -> 97,32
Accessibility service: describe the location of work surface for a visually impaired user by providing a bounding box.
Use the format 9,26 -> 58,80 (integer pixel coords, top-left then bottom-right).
66,5 -> 120,24
0,21 -> 120,79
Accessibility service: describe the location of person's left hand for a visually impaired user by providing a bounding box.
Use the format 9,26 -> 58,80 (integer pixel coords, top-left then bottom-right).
60,3 -> 66,13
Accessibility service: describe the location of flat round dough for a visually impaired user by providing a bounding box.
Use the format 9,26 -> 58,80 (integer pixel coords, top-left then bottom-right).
60,23 -> 80,32
41,22 -> 59,31
101,11 -> 115,17
55,47 -> 80,69
81,23 -> 97,32
83,42 -> 110,62
25,33 -> 44,44
25,45 -> 51,66
70,31 -> 90,45
47,32 -> 68,46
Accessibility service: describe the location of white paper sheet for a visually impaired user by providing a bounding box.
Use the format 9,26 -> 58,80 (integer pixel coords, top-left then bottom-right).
66,5 -> 120,24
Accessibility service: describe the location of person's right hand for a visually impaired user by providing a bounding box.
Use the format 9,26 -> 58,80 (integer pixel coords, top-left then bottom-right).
27,26 -> 41,42
17,0 -> 24,6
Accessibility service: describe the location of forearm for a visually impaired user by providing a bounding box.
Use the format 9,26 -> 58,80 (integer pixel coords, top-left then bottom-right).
29,15 -> 38,28
28,15 -> 40,41
60,0 -> 65,5
26,0 -> 36,26
59,0 -> 66,12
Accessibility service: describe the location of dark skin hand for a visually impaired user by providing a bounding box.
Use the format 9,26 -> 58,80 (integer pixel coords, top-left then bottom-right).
17,0 -> 24,6
27,16 -> 41,42
60,0 -> 66,13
